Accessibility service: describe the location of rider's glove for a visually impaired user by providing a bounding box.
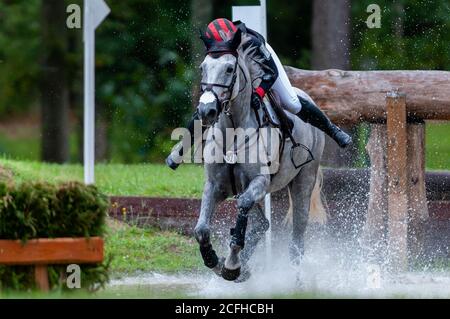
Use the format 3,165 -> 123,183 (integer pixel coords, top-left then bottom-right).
251,87 -> 265,110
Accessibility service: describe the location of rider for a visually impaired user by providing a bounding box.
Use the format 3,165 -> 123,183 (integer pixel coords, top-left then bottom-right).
166,18 -> 352,170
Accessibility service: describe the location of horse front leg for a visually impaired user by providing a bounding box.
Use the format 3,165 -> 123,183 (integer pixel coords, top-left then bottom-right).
194,181 -> 226,275
222,174 -> 270,281
234,204 -> 269,282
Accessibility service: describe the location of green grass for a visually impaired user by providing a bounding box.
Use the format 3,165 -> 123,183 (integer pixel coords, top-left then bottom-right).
1,159 -> 205,198
0,134 -> 40,161
426,122 -> 450,170
105,223 -> 201,275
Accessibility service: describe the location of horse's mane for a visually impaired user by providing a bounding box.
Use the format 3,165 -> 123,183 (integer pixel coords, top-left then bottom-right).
237,33 -> 266,89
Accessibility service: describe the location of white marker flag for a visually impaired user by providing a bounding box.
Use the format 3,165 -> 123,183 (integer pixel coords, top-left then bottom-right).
83,0 -> 110,184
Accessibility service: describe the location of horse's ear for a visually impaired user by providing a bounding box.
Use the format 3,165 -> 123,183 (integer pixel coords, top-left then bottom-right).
199,28 -> 213,50
229,28 -> 242,51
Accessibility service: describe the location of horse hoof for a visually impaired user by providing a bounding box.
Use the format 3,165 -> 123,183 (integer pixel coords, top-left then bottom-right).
221,267 -> 241,281
212,257 -> 225,277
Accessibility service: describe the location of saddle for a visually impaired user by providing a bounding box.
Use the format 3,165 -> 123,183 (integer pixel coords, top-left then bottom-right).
257,91 -> 294,140
253,91 -> 314,170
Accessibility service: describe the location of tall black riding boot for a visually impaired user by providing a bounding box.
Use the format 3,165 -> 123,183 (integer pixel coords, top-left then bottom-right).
296,95 -> 352,148
166,111 -> 203,170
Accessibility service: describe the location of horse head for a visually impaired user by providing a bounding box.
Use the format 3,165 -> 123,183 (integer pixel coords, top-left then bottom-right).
197,54 -> 240,125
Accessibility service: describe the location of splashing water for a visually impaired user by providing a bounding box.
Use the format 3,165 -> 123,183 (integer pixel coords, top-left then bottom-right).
109,224 -> 450,298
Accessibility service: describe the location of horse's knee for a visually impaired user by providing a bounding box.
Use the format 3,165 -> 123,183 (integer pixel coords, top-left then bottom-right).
237,194 -> 254,213
194,223 -> 210,245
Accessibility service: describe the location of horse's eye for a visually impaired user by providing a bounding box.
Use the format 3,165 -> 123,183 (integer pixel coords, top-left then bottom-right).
226,66 -> 233,74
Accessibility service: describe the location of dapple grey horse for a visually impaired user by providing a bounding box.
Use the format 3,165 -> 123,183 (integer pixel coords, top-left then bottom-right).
193,36 -> 325,282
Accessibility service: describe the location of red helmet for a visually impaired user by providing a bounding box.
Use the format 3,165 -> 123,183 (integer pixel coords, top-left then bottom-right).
201,18 -> 241,55
205,18 -> 238,41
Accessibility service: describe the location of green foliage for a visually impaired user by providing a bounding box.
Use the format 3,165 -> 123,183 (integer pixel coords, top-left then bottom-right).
0,181 -> 107,240
0,0 -> 41,113
0,181 -> 109,291
351,0 -> 450,70
96,0 -> 194,163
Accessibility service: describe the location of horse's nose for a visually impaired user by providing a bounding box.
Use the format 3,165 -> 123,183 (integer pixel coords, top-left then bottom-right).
198,103 -> 217,123
206,107 -> 217,120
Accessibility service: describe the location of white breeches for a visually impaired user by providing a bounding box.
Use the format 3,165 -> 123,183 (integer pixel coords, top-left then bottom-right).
265,43 -> 303,114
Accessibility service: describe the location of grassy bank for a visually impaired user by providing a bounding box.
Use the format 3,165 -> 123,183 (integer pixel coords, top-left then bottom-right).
1,159 -> 205,198
426,122 -> 450,170
105,220 -> 201,275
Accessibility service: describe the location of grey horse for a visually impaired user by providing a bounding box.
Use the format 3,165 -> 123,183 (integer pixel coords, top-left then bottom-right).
193,43 -> 325,282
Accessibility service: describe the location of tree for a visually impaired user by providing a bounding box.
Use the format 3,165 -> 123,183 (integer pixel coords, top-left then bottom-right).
311,0 -> 351,70
311,0 -> 357,167
190,0 -> 213,108
40,0 -> 70,163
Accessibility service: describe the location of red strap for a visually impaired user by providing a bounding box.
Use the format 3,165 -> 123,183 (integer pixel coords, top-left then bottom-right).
255,87 -> 265,99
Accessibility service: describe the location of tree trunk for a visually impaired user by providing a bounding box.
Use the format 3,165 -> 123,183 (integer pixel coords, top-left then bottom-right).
95,106 -> 109,162
311,0 -> 353,167
311,0 -> 351,70
190,0 -> 212,108
40,0 -> 69,163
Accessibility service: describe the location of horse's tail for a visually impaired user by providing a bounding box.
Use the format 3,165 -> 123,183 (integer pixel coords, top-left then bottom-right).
308,167 -> 327,224
283,167 -> 328,226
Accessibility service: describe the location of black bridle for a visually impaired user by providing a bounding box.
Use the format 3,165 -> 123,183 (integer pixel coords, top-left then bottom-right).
199,58 -> 247,122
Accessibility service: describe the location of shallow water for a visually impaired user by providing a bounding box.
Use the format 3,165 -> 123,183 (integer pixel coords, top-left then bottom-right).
107,222 -> 450,298
107,268 -> 450,298
108,229 -> 450,299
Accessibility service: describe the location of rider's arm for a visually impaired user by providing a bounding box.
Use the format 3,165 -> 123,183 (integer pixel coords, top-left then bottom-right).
242,36 -> 279,99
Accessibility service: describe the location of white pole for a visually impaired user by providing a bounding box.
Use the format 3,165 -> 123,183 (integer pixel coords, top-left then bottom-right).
258,0 -> 272,263
260,0 -> 267,39
232,0 -> 272,262
84,0 -> 95,185
83,0 -> 110,185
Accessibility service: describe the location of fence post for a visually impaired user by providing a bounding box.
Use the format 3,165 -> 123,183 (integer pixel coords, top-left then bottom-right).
407,122 -> 429,261
386,92 -> 408,271
34,265 -> 49,292
361,124 -> 388,262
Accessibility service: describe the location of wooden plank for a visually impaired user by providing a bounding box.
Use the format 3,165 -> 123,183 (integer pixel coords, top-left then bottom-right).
285,67 -> 450,123
0,237 -> 103,265
34,265 -> 49,292
386,92 -> 408,271
407,123 -> 429,261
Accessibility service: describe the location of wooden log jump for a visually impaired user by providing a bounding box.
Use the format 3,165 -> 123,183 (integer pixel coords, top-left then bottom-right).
285,67 -> 450,270
0,237 -> 104,291
286,67 -> 450,124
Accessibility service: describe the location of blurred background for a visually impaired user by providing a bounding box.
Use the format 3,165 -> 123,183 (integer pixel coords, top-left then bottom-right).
0,0 -> 449,169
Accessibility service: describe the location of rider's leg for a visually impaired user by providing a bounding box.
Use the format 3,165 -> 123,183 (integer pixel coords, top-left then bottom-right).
265,43 -> 352,148
166,110 -> 203,170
